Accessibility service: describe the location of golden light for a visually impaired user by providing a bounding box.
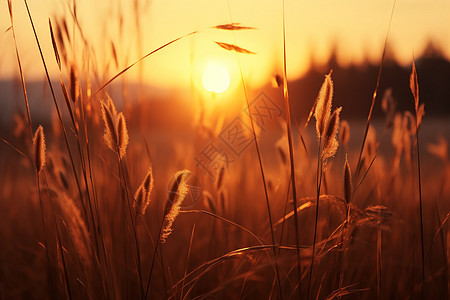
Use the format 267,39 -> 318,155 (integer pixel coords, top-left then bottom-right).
202,64 -> 230,93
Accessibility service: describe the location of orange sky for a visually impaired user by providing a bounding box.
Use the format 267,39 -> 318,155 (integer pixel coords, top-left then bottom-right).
1,0 -> 449,91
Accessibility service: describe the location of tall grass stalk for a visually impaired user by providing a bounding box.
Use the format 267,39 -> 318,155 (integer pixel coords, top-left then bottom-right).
145,214 -> 165,298
145,170 -> 190,298
355,0 -> 396,176
307,136 -> 323,300
49,19 -> 112,297
226,2 -> 283,298
7,0 -> 32,140
377,216 -> 383,300
180,225 -> 196,299
308,78 -> 341,299
48,18 -> 101,257
117,154 -> 145,298
32,126 -> 55,298
282,1 -> 302,296
48,188 -> 73,300
410,60 -> 425,294
336,156 -> 352,295
22,0 -> 87,232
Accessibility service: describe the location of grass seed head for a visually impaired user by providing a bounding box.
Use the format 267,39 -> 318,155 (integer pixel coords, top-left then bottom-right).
33,125 -> 46,173
117,112 -> 129,158
322,107 -> 342,162
416,103 -> 425,129
314,71 -> 333,138
140,167 -> 154,216
101,101 -> 118,152
134,185 -> 147,218
410,60 -> 419,112
339,120 -> 350,147
69,64 -> 79,103
162,170 -> 191,242
344,155 -> 353,204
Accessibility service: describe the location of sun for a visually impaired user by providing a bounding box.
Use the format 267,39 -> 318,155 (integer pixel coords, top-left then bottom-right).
202,64 -> 230,93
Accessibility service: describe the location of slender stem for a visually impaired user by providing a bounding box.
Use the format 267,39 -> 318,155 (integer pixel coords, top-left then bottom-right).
7,2 -> 33,140
36,173 -> 55,299
144,214 -> 165,299
377,221 -> 383,300
23,0 -> 87,228
225,2 -> 282,298
117,155 -> 144,299
47,183 -> 73,300
335,204 -> 350,295
307,138 -> 323,300
180,225 -> 195,299
277,179 -> 292,257
282,1 -> 302,296
82,99 -> 112,298
355,0 -> 396,176
415,127 -> 425,294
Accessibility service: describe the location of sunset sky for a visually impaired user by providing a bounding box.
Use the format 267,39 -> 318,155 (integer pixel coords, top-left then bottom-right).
1,0 -> 449,91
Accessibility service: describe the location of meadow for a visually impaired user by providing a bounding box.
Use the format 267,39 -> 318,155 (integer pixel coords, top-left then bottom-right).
0,1 -> 449,299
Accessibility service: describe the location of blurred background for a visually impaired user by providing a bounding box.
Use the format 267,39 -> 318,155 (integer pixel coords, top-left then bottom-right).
1,0 -> 450,125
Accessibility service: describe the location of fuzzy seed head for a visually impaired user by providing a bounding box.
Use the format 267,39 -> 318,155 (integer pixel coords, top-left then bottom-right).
134,185 -> 147,218
314,71 -> 334,137
344,155 -> 353,204
141,167 -> 154,216
101,101 -> 118,151
416,103 -> 425,130
410,60 -> 419,112
339,120 -> 350,146
322,107 -> 342,162
69,65 -> 79,103
33,125 -> 46,172
59,193 -> 91,269
117,112 -> 129,158
162,170 -> 191,243
106,95 -> 118,120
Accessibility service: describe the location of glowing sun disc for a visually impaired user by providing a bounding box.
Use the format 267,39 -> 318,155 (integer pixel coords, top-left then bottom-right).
202,64 -> 230,93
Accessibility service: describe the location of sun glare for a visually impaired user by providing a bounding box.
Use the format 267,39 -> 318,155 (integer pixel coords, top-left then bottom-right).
202,64 -> 230,93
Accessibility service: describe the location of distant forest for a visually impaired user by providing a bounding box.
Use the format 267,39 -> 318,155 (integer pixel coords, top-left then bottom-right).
282,42 -> 450,120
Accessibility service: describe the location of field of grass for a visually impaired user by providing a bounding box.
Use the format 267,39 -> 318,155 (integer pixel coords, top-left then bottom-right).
0,1 -> 449,299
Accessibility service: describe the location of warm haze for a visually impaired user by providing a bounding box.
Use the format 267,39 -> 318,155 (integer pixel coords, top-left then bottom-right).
1,0 -> 450,90
0,0 -> 449,299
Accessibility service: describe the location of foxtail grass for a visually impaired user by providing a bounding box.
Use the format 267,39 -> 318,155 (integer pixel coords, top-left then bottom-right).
108,103 -> 145,298
32,125 -> 55,298
410,59 -> 426,294
336,155 -> 353,295
308,73 -> 342,300
145,170 -> 191,299
134,167 -> 154,219
49,20 -> 111,297
224,2 -> 283,297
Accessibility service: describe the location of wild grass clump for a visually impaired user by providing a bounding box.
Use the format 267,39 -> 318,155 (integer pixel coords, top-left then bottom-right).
0,1 -> 448,300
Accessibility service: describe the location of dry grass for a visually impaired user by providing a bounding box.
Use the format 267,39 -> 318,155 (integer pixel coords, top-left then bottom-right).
0,1 -> 449,300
